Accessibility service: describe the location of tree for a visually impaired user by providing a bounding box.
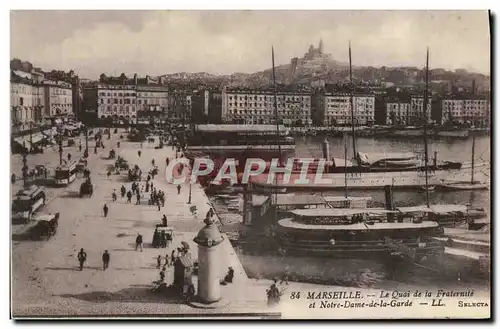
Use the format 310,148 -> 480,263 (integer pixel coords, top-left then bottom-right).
99,73 -> 107,83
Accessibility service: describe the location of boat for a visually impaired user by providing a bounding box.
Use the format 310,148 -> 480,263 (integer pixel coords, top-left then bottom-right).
439,134 -> 489,191
276,208 -> 445,258
396,204 -> 487,228
185,124 -> 295,172
440,181 -> 488,191
437,129 -> 469,138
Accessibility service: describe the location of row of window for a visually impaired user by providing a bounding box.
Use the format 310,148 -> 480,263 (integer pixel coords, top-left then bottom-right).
227,95 -> 309,101
99,92 -> 168,97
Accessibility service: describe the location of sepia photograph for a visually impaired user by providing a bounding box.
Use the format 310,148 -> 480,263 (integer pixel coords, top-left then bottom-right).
9,9 -> 491,319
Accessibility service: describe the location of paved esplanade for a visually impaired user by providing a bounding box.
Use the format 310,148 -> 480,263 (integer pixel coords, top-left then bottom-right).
11,131 -> 272,316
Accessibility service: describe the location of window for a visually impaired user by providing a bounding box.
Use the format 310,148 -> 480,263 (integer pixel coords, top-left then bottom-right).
114,99 -> 118,104
19,97 -> 24,106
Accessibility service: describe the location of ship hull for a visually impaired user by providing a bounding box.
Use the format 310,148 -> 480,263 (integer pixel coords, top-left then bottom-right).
249,162 -> 489,191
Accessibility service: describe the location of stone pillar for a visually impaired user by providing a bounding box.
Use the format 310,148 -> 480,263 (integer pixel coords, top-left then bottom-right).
193,217 -> 225,304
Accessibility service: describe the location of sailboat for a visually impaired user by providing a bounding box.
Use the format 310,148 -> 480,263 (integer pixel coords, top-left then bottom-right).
440,134 -> 489,190
420,49 -> 435,193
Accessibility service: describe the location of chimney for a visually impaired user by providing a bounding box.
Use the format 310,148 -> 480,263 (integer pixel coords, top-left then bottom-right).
133,73 -> 138,85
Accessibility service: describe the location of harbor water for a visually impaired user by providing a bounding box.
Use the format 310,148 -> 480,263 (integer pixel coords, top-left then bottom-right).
210,135 -> 491,291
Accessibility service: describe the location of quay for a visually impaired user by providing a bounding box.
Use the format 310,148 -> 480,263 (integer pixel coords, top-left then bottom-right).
11,129 -> 379,318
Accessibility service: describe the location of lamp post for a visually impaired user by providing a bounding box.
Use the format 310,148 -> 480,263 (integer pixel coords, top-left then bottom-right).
187,181 -> 192,204
21,151 -> 28,188
58,132 -> 63,166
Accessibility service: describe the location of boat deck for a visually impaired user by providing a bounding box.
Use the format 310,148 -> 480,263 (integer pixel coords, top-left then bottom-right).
278,218 -> 439,231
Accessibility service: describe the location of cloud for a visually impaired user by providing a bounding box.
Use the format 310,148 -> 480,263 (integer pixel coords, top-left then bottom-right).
10,10 -> 490,78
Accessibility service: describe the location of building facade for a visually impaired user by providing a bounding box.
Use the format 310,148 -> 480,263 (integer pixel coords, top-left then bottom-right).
409,96 -> 432,125
222,88 -> 312,125
43,80 -> 73,117
440,97 -> 490,126
386,102 -> 411,125
11,70 -> 52,131
321,93 -> 375,126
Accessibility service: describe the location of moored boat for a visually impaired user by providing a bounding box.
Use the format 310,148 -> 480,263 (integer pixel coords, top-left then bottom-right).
276,208 -> 444,259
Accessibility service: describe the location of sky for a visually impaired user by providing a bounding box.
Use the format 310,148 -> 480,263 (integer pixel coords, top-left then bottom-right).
10,10 -> 491,79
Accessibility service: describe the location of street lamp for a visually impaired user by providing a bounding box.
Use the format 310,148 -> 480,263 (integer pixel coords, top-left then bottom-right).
58,131 -> 64,166
21,151 -> 28,188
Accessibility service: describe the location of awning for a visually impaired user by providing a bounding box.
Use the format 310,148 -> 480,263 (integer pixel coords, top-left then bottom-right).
12,132 -> 47,147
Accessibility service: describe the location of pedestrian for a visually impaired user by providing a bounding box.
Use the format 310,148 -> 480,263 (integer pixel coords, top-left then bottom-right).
166,157 -> 170,166
150,182 -> 154,191
102,250 -> 110,270
138,150 -> 141,157
135,233 -> 143,252
177,185 -> 181,195
79,144 -> 82,152
121,185 -> 126,198
68,153 -> 72,162
170,249 -> 177,266
136,192 -> 141,205
152,158 -> 155,167
77,248 -> 87,271
157,199 -> 161,211
103,204 -> 109,217
159,269 -> 165,282
127,190 -> 132,203
107,171 -> 111,179
44,168 -> 47,179
147,174 -> 151,182
162,214 -> 168,227
164,254 -> 169,267
112,189 -> 117,202
157,255 -> 162,269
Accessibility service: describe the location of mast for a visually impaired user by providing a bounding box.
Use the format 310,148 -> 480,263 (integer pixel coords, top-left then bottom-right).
471,134 -> 475,184
349,41 -> 357,159
344,133 -> 348,198
423,48 -> 430,207
272,46 -> 282,162
272,46 -> 281,209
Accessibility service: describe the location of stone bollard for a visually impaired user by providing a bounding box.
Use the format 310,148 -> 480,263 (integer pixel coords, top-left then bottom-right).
193,216 -> 225,304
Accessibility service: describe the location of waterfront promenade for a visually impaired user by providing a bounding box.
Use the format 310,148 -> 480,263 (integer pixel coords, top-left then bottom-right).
11,131 -> 271,317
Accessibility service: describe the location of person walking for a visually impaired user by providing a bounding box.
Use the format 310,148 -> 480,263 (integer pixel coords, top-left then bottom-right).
103,204 -> 109,218
126,190 -> 132,203
157,255 -> 162,269
102,250 -> 110,270
164,254 -> 169,267
112,189 -> 117,202
135,233 -> 143,252
170,249 -> 177,266
162,214 -> 168,227
67,153 -> 72,162
177,185 -> 181,195
107,171 -> 111,180
152,158 -> 155,167
121,185 -> 126,198
136,192 -> 141,205
77,248 -> 87,271
157,199 -> 161,211
138,150 -> 141,157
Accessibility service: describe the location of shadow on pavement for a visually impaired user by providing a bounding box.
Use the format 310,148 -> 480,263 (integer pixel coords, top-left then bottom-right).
59,191 -> 81,198
57,286 -> 186,304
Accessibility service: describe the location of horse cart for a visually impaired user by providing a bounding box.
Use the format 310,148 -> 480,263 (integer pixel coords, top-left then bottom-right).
29,212 -> 60,241
115,157 -> 129,171
79,179 -> 94,197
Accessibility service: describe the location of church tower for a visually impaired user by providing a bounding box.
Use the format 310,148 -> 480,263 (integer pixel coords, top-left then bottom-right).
319,39 -> 324,54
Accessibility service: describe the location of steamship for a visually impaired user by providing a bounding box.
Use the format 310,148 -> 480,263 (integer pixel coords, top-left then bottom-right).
184,124 -> 295,170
